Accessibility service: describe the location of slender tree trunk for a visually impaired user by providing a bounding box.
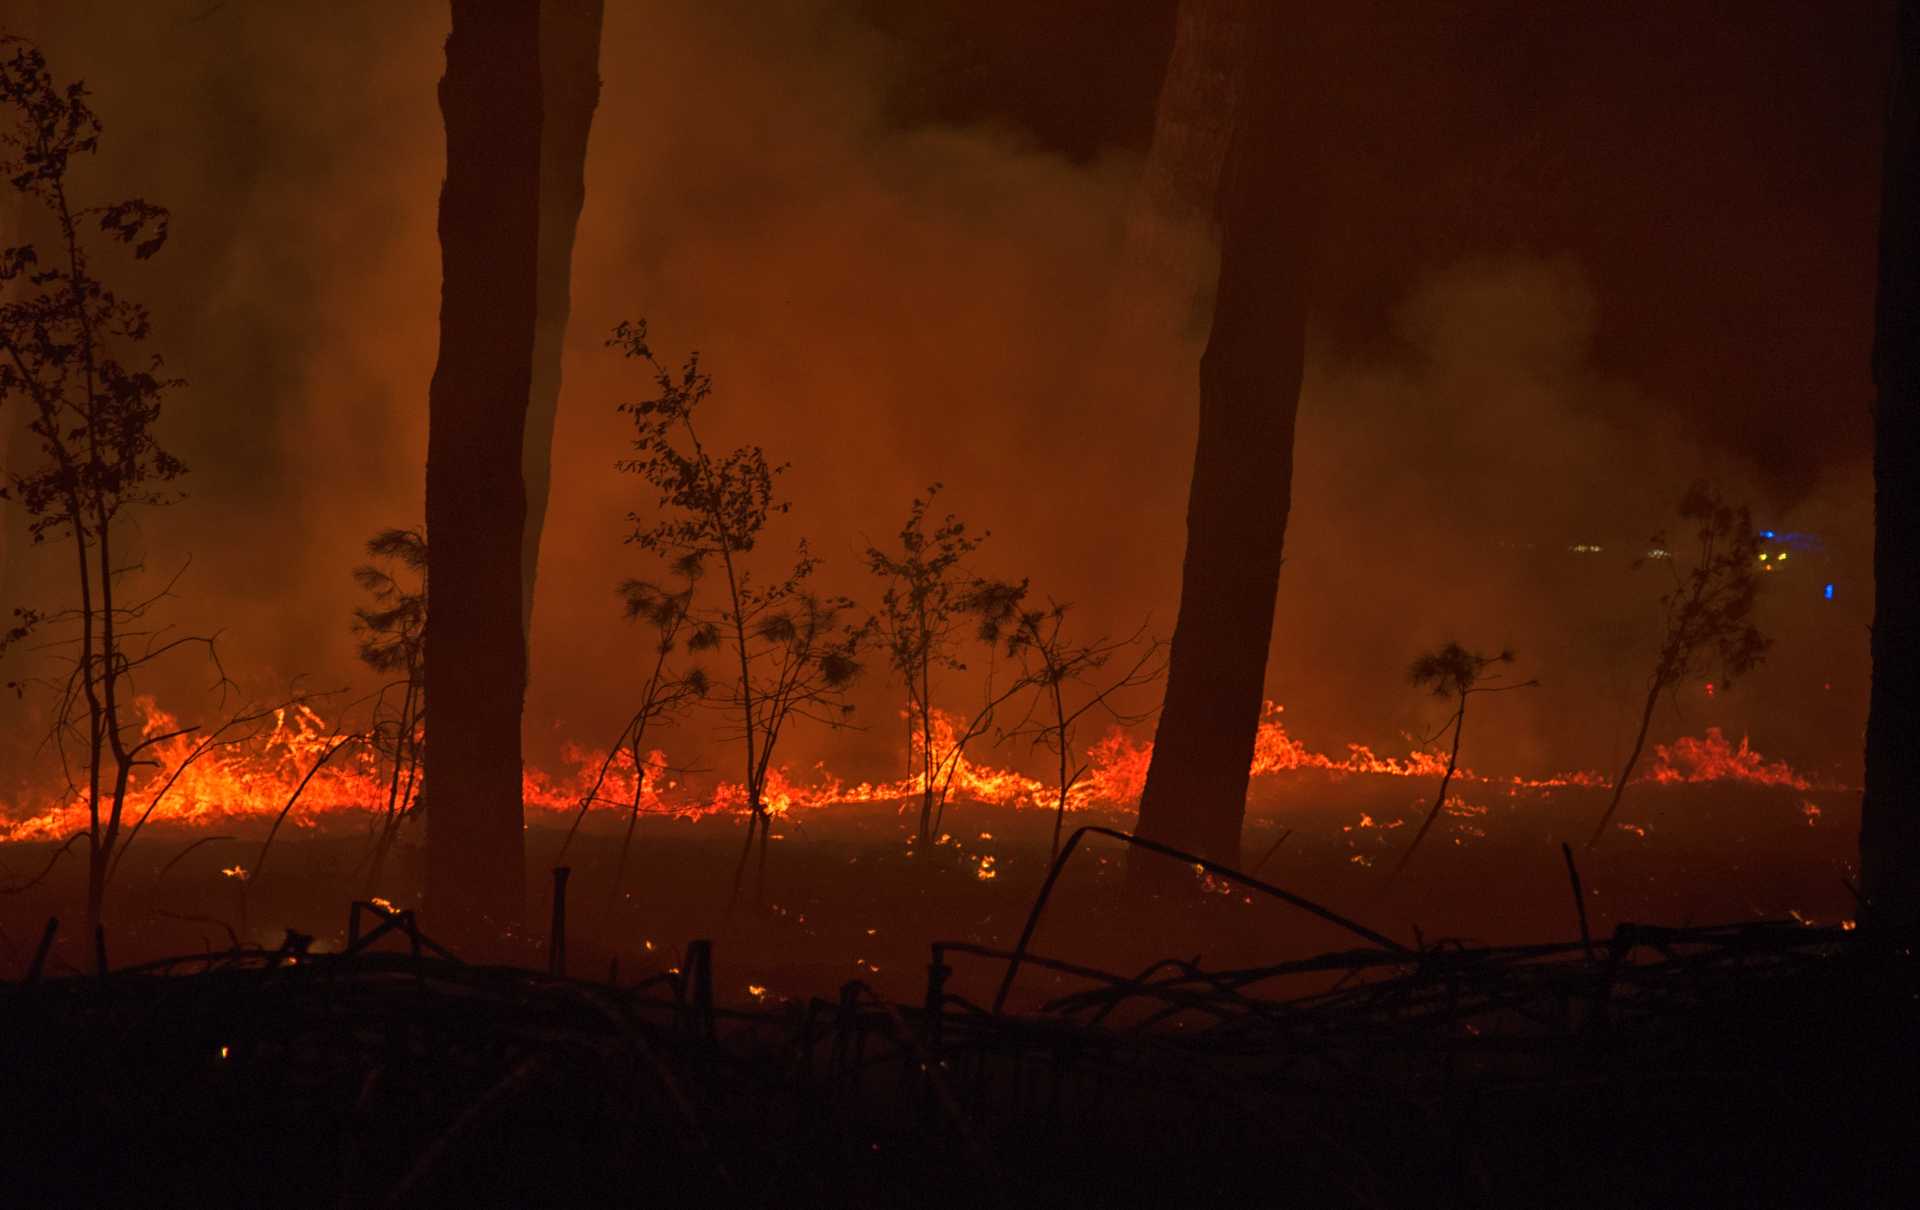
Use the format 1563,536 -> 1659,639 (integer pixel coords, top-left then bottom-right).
1864,0 -> 1920,929
365,685 -> 419,896
1050,693 -> 1070,863
1131,8 -> 1312,886
54,170 -> 130,964
755,807 -> 772,904
423,0 -> 542,933
907,691 -> 921,840
692,418 -> 766,916
607,735 -> 647,916
1390,700 -> 1467,882
1588,683 -> 1661,850
520,0 -> 604,646
85,850 -> 105,961
918,637 -> 934,845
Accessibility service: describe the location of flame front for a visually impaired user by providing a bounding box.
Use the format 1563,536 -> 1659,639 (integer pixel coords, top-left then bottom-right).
0,699 -> 1828,843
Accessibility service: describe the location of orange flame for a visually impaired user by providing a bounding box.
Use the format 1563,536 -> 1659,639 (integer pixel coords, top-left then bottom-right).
1646,727 -> 1814,790
0,699 -> 1826,842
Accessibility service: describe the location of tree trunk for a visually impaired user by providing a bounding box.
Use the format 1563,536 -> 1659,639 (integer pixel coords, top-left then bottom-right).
1131,7 -> 1311,885
1050,703 -> 1072,863
921,638 -> 941,847
423,0 -> 543,934
0,223 -> 16,646
1588,683 -> 1660,850
1390,700 -> 1467,882
1863,0 -> 1920,929
1119,0 -> 1256,327
520,0 -> 604,647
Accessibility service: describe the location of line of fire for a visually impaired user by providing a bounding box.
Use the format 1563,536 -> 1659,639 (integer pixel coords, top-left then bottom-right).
0,3 -> 1916,1207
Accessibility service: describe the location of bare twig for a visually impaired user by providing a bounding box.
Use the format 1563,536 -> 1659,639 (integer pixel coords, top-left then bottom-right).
994,825 -> 1408,1014
1562,842 -> 1595,960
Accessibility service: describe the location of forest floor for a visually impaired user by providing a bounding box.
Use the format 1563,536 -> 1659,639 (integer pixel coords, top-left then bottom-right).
0,774 -> 1901,1208
0,771 -> 1859,1004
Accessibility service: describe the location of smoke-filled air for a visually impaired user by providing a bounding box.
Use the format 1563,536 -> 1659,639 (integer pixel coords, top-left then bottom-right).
0,5 -> 1911,1206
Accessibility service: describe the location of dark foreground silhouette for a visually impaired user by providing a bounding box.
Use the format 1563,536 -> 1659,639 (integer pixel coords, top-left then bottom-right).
2,841 -> 1914,1210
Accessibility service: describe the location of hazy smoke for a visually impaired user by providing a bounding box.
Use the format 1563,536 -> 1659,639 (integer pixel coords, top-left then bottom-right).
0,1 -> 1870,805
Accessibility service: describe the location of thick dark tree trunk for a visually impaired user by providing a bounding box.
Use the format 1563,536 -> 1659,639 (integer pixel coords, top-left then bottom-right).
1864,0 -> 1920,930
1132,9 -> 1311,884
1119,0 -> 1255,324
423,0 -> 542,933
520,0 -> 604,645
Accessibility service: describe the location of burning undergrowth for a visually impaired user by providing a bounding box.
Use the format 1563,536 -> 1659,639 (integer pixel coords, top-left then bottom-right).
0,694 -> 1858,999
0,698 -> 1836,846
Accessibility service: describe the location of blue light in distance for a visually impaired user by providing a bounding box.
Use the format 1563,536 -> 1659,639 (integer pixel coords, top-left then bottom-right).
1824,583 -> 1835,601
1760,530 -> 1776,539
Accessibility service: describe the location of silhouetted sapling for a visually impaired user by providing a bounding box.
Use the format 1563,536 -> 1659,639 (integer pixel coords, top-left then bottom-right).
974,591 -> 1165,862
1587,480 -> 1770,849
611,319 -> 868,911
351,527 -> 428,895
0,37 -> 223,958
555,556 -> 709,914
1388,642 -> 1534,882
865,484 -> 1025,847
